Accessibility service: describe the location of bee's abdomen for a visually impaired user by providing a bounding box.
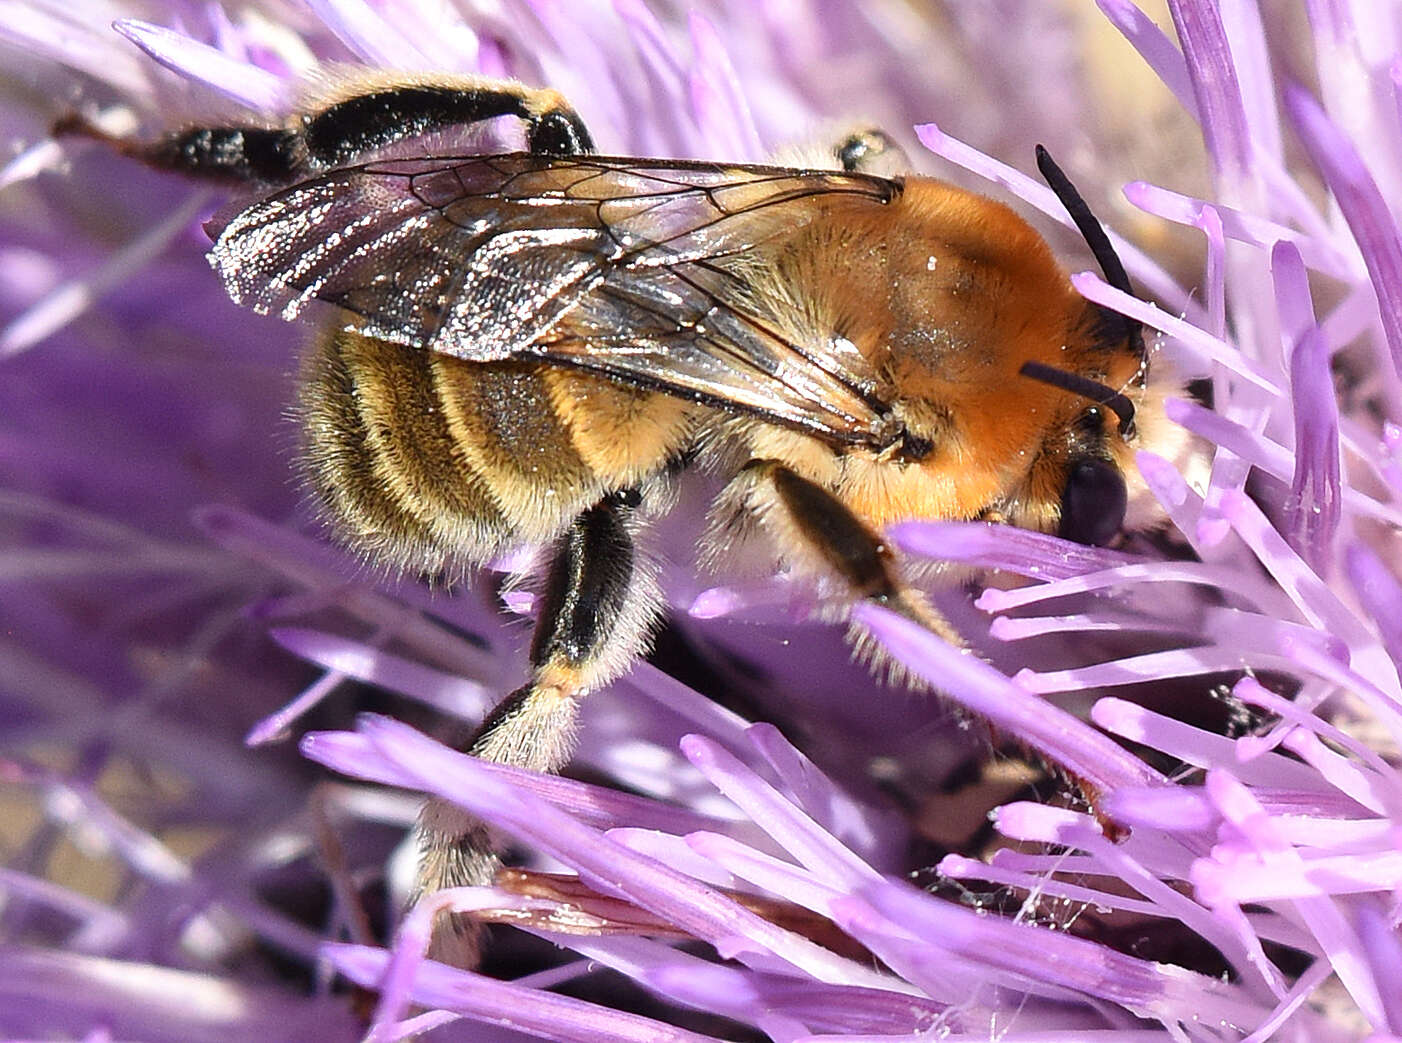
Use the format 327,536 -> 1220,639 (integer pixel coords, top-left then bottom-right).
430,355 -> 604,543
299,329 -> 507,570
299,329 -> 693,572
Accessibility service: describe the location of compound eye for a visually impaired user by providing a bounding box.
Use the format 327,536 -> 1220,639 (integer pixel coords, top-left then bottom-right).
1058,458 -> 1127,546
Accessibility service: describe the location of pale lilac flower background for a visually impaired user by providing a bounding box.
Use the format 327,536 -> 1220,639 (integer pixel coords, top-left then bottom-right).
3,1 -> 1402,1041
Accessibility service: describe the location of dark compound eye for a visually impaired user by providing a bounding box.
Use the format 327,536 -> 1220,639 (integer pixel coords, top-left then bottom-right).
1058,458 -> 1127,547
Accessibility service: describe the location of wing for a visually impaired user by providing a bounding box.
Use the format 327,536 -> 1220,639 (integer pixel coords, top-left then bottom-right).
208,153 -> 900,446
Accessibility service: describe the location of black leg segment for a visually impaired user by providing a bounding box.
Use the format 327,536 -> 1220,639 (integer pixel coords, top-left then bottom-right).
529,490 -> 637,669
57,77 -> 597,186
147,125 -> 301,182
766,463 -> 903,604
412,488 -> 656,964
299,83 -> 595,167
51,114 -> 300,183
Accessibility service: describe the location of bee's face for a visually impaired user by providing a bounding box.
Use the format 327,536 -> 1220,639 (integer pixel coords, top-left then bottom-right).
1004,378 -> 1142,545
996,307 -> 1149,547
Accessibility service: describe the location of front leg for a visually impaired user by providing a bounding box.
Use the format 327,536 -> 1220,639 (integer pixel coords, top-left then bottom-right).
715,460 -> 961,645
57,75 -> 594,183
413,489 -> 661,964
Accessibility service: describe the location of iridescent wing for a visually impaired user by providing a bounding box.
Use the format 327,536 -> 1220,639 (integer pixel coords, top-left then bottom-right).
209,153 -> 899,445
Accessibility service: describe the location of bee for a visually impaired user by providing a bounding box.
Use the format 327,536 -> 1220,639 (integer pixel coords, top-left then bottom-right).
72,73 -> 1186,963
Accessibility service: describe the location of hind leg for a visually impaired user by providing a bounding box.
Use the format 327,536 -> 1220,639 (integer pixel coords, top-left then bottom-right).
56,75 -> 594,183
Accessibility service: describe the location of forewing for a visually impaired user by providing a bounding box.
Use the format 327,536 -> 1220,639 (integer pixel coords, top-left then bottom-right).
208,153 -> 898,444
536,258 -> 893,441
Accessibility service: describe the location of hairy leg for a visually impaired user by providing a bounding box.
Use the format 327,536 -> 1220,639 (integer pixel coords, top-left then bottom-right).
714,459 -> 961,645
414,489 -> 661,964
56,75 -> 593,183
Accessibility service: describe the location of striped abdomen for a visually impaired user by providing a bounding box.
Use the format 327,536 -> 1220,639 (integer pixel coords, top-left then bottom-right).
299,328 -> 695,572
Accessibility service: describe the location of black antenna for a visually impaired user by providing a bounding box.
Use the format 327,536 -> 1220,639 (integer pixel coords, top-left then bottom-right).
1020,361 -> 1137,438
1035,145 -> 1146,365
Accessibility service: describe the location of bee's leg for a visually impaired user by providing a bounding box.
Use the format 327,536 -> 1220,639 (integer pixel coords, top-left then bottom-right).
290,80 -> 594,174
832,128 -> 911,176
413,488 -> 657,964
722,460 -> 961,645
55,79 -> 593,184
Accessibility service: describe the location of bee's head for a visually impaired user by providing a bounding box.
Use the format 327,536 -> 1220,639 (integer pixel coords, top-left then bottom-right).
1012,146 -> 1151,547
838,148 -> 1186,542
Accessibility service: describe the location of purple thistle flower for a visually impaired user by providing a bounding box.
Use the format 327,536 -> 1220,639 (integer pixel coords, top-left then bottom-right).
3,2 -> 1402,1041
